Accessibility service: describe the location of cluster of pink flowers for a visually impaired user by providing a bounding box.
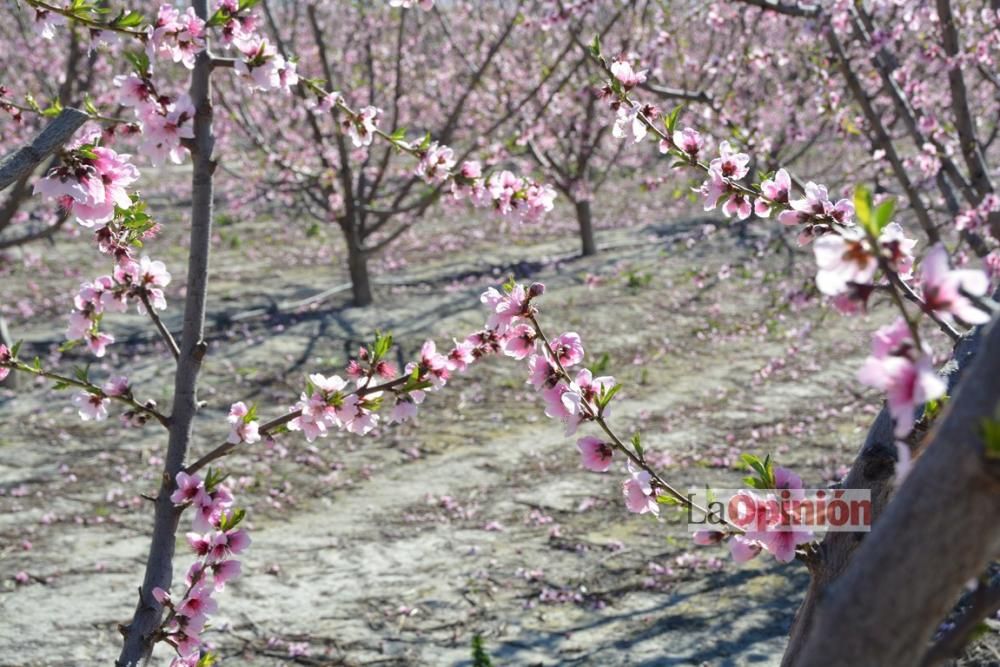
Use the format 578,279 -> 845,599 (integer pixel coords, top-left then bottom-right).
66,255 -> 171,358
118,74 -> 196,166
342,105 -> 381,148
34,145 -> 140,227
155,471 -> 249,665
609,59 -> 648,89
813,222 -> 914,301
214,0 -> 259,49
148,4 -> 206,69
857,318 -> 946,438
694,468 -> 814,564
287,330 -> 504,442
479,282 -> 684,520
233,36 -> 299,93
226,402 -> 261,445
415,143 -> 456,184
449,165 -> 557,224
954,194 -> 1000,233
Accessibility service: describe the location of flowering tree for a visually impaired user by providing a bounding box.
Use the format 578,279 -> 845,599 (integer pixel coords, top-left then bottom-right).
221,0 -> 556,306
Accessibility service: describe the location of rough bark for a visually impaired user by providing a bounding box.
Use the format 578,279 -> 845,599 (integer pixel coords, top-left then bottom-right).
116,2 -> 215,663
782,321 -> 983,664
787,316 -> 1000,666
575,199 -> 597,257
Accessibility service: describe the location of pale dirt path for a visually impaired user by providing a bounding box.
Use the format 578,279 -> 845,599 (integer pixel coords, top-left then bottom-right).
1,219 -> 887,666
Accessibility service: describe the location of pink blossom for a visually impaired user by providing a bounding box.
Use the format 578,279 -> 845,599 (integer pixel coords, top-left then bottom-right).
33,8 -> 66,39
389,396 -> 420,423
115,74 -> 154,108
502,323 -> 537,360
549,332 -> 584,367
813,230 -> 877,296
754,169 -> 791,217
759,526 -> 814,563
102,376 -> 130,397
729,535 -> 762,563
85,331 -> 115,357
73,392 -> 109,421
226,401 -> 261,444
612,104 -> 647,143
693,530 -> 724,545
672,127 -> 704,158
210,559 -> 242,591
622,463 -> 659,516
773,467 -> 803,490
483,284 -> 528,333
0,345 -> 11,382
343,106 -> 380,148
577,436 -> 613,472
527,354 -> 558,390
919,244 -> 990,325
878,222 -> 917,278
415,142 -> 455,184
722,192 -> 753,220
139,96 -> 195,165
709,141 -> 750,180
171,472 -> 206,505
857,318 -> 946,437
176,583 -> 217,618
698,170 -> 729,212
610,59 -> 647,89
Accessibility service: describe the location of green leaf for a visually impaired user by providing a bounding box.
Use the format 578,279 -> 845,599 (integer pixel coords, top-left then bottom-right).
390,126 -> 408,143
42,99 -> 63,118
663,104 -> 684,134
196,652 -> 219,667
110,9 -> 144,28
872,197 -> 896,233
124,50 -> 150,76
589,34 -> 602,58
83,95 -> 99,117
656,494 -> 680,505
10,340 -> 22,358
372,330 -> 393,361
597,383 -> 621,410
631,432 -> 643,458
853,184 -> 875,235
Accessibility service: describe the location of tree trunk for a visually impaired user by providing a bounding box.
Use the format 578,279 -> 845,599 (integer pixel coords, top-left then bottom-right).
786,316 -> 1000,666
343,223 -> 373,307
782,309 -> 989,665
575,199 -> 597,257
116,2 -> 215,663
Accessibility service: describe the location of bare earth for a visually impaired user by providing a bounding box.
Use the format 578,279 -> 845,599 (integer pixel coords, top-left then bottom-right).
0,201 -> 985,666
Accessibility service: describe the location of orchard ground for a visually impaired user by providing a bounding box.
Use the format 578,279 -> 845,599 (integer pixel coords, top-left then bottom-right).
0,189 -> 995,666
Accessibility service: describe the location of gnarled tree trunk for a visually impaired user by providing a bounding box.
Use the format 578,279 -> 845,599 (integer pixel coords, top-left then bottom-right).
575,198 -> 597,257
